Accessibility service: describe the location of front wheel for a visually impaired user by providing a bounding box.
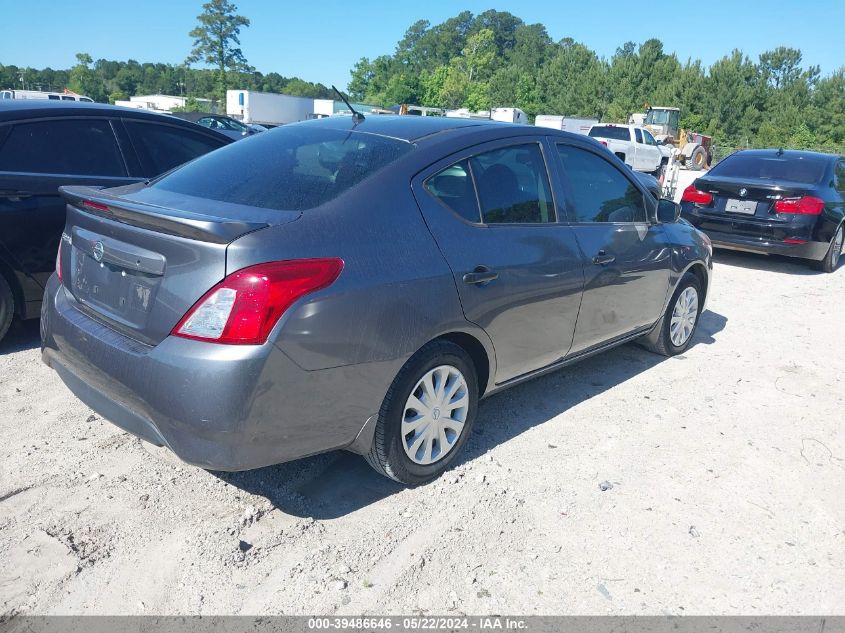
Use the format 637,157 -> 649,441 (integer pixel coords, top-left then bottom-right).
365,340 -> 478,485
639,272 -> 703,356
688,146 -> 707,171
813,224 -> 843,273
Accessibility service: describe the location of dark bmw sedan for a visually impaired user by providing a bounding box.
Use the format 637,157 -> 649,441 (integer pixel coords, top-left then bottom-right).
41,116 -> 712,485
680,149 -> 845,272
0,101 -> 231,343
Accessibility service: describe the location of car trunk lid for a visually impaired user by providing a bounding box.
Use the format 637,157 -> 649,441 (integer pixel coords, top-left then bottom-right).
58,185 -> 299,346
692,176 -> 816,239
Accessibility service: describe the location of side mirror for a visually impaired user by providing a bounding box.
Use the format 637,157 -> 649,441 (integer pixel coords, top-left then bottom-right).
657,198 -> 681,223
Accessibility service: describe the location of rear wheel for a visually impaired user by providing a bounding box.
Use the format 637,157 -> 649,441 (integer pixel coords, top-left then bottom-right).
365,340 -> 478,485
639,272 -> 703,356
0,274 -> 14,344
814,224 -> 843,273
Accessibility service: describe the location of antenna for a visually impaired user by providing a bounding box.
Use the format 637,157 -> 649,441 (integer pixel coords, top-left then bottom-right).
332,85 -> 364,122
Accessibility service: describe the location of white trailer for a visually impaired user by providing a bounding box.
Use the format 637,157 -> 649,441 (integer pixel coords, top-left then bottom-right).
227,90 -> 318,126
1,89 -> 93,102
445,107 -> 528,124
534,115 -> 598,135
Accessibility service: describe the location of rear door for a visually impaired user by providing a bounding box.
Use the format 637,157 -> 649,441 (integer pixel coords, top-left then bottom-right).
554,141 -> 671,353
412,138 -> 584,384
0,117 -> 139,307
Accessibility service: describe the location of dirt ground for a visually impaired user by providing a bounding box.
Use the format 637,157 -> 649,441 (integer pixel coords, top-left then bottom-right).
1,250 -> 843,616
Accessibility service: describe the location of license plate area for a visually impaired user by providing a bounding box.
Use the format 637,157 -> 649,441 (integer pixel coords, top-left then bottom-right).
725,198 -> 758,215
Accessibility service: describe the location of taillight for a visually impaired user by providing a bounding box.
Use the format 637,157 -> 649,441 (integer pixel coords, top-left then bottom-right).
82,199 -> 110,213
599,140 -> 608,147
56,240 -> 63,281
172,258 -> 344,345
681,184 -> 713,205
773,196 -> 825,215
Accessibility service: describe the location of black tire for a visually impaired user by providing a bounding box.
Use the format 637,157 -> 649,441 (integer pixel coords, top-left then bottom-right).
639,272 -> 703,357
0,273 -> 14,345
812,224 -> 843,273
688,146 -> 707,171
365,340 -> 479,486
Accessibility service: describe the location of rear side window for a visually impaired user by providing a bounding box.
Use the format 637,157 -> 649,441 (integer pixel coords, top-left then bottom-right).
635,128 -> 643,143
709,152 -> 828,184
425,160 -> 480,223
588,126 -> 630,141
0,118 -> 125,176
836,161 -> 845,193
125,121 -> 226,176
557,144 -> 647,223
152,126 -> 413,211
470,144 -> 554,224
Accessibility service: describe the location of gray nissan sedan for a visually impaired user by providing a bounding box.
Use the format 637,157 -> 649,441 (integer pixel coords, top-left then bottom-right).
41,115 -> 712,485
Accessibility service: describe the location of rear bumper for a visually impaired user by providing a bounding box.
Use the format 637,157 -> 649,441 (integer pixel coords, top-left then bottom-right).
40,275 -> 384,471
680,207 -> 827,260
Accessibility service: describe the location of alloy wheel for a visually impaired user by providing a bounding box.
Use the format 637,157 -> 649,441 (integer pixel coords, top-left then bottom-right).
401,365 -> 469,465
670,286 -> 699,347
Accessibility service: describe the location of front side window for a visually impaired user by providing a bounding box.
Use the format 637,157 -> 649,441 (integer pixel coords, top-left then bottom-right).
643,130 -> 657,146
557,144 -> 647,223
0,118 -> 125,176
469,144 -> 554,224
835,161 -> 845,193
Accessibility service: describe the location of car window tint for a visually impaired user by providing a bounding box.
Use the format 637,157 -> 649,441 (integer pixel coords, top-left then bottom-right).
425,160 -> 480,223
709,152 -> 828,184
469,144 -> 554,224
833,161 -> 845,192
635,128 -> 643,143
196,117 -> 214,129
588,126 -> 630,141
0,118 -> 125,176
152,126 -> 413,211
557,144 -> 647,223
125,121 -> 225,176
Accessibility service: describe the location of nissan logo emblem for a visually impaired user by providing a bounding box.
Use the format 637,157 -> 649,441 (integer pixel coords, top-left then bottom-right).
739,188 -> 748,198
93,241 -> 105,263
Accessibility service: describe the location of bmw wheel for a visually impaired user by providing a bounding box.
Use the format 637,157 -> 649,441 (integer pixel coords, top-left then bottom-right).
815,224 -> 843,273
366,340 -> 478,485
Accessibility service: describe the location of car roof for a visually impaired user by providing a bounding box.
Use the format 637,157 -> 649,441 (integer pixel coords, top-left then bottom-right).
0,101 -> 227,135
730,148 -> 841,161
299,114 -> 504,143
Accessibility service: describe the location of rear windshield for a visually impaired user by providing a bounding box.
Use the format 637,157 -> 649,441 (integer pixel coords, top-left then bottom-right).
152,125 -> 413,211
588,126 -> 630,141
709,153 -> 829,184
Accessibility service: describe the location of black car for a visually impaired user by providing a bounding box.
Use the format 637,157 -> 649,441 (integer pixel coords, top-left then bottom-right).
0,101 -> 231,343
168,112 -> 259,140
680,149 -> 845,272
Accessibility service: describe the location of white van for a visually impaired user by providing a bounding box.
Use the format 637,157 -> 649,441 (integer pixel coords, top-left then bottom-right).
0,89 -> 93,102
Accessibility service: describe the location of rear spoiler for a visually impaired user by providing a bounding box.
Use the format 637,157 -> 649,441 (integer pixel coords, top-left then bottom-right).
59,186 -> 269,244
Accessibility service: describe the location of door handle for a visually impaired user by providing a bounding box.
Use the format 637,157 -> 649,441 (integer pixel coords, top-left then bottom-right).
592,250 -> 616,266
463,266 -> 498,285
0,190 -> 33,199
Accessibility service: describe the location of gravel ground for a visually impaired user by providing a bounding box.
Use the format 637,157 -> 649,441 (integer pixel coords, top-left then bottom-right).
1,251 -> 843,616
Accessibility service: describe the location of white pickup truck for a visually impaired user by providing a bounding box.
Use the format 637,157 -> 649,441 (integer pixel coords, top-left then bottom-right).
587,124 -> 671,176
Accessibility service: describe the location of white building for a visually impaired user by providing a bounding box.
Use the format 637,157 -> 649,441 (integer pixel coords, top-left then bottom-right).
114,94 -> 212,113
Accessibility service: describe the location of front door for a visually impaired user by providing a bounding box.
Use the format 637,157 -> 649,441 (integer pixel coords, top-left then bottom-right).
412,139 -> 585,384
553,141 -> 672,354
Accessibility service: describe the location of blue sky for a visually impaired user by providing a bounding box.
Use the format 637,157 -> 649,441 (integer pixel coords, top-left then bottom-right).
1,0 -> 843,90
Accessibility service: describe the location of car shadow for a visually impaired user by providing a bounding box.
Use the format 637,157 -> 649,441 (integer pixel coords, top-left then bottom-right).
216,309 -> 727,520
0,319 -> 41,355
713,249 -> 830,275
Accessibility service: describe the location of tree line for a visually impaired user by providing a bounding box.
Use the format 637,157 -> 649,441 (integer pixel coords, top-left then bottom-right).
348,10 -> 845,151
0,57 -> 334,107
